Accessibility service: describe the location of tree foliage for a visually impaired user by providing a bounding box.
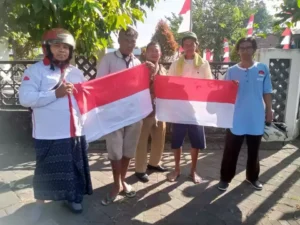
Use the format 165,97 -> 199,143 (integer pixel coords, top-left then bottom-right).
0,0 -> 159,59
275,0 -> 300,25
166,0 -> 274,61
151,20 -> 178,62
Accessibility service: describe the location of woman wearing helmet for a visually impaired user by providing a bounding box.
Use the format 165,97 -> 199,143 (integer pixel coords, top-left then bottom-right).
19,28 -> 93,221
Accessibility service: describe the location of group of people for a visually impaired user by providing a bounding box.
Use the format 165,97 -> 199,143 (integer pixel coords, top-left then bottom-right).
18,25 -> 272,223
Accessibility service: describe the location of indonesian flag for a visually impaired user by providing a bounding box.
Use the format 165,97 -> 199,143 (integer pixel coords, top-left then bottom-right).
247,14 -> 254,37
155,75 -> 238,128
281,28 -> 291,49
223,39 -> 230,63
73,64 -> 152,143
178,0 -> 191,33
203,49 -> 214,62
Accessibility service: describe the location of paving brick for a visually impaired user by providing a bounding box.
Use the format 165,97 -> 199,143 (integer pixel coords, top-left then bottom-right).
0,141 -> 299,224
278,220 -> 291,225
287,220 -> 299,225
271,221 -> 284,225
0,191 -> 20,210
0,209 -> 6,218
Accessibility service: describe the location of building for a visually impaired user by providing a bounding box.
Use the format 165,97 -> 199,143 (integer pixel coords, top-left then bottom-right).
256,34 -> 280,49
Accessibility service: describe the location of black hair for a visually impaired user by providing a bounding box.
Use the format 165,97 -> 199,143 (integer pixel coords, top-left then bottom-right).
146,41 -> 161,51
119,26 -> 138,39
235,37 -> 257,52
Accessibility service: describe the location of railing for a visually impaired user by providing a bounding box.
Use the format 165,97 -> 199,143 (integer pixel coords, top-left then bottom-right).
0,59 -> 236,110
0,60 -> 35,110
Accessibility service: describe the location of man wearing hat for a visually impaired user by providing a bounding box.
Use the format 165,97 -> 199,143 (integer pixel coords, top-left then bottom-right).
167,32 -> 213,183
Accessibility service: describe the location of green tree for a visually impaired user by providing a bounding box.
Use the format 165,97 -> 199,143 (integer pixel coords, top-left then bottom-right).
254,1 -> 274,33
166,0 -> 273,61
151,20 -> 178,62
0,0 -> 159,59
275,0 -> 300,25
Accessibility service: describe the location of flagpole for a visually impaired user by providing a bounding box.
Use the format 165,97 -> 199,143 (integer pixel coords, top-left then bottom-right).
190,0 -> 193,31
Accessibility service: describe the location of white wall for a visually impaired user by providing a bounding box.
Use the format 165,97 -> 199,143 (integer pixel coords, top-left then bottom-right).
257,48 -> 300,140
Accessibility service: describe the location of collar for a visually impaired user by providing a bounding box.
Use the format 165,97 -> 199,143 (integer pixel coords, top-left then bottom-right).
43,57 -> 50,66
42,57 -> 71,72
237,61 -> 257,70
115,50 -> 135,60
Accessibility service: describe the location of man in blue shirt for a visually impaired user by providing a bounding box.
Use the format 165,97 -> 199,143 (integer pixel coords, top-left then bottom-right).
218,37 -> 273,191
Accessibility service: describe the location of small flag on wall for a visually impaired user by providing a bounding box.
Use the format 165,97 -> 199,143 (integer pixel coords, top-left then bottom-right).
281,28 -> 291,49
223,39 -> 230,63
247,14 -> 255,37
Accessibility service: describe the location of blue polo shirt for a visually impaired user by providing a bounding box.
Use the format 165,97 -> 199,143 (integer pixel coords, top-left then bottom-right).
225,62 -> 273,136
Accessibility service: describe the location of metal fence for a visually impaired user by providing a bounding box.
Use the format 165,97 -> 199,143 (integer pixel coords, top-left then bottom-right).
0,58 -> 235,110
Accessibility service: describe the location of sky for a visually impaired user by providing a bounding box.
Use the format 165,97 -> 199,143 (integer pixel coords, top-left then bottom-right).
112,0 -> 283,48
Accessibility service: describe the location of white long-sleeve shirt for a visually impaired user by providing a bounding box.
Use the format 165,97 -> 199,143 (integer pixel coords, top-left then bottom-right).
19,59 -> 86,140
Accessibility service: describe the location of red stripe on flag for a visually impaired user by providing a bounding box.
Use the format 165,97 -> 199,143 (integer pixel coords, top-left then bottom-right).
247,28 -> 253,36
179,0 -> 191,14
283,44 -> 290,49
154,75 -> 238,104
249,14 -> 254,22
74,64 -> 150,114
282,28 -> 291,36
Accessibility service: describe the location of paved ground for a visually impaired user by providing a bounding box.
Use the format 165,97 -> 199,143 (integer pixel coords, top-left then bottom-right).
0,140 -> 299,225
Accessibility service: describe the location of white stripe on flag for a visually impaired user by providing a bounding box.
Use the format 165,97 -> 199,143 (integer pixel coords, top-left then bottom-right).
178,10 -> 191,33
82,89 -> 152,143
223,52 -> 229,58
246,22 -> 253,29
281,36 -> 291,45
155,98 -> 235,128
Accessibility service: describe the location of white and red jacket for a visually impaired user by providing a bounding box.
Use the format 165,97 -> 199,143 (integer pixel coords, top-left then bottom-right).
19,58 -> 86,140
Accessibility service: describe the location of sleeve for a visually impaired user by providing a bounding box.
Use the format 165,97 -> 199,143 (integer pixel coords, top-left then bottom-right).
202,61 -> 213,79
70,68 -> 87,84
224,68 -> 231,80
263,64 -> 273,94
19,66 -> 57,108
96,55 -> 110,78
78,70 -> 87,83
167,62 -> 176,76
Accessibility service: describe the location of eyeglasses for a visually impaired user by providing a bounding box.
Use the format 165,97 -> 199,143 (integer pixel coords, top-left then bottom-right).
239,46 -> 253,51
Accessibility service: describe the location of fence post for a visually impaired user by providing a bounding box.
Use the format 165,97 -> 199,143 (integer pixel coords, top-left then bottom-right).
257,48 -> 300,140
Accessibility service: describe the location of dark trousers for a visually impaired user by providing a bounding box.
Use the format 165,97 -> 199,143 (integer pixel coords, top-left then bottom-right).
220,129 -> 262,183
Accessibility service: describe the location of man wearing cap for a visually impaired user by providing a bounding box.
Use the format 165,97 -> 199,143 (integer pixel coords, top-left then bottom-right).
97,26 -> 151,205
19,28 -> 93,221
167,32 -> 213,183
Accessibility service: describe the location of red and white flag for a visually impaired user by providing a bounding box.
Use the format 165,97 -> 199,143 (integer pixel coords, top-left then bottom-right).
73,64 -> 152,142
247,14 -> 254,37
203,49 -> 214,62
178,0 -> 191,33
154,75 -> 238,128
281,27 -> 291,49
223,39 -> 230,63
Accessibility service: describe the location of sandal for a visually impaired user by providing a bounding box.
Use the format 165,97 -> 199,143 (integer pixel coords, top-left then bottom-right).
120,186 -> 136,198
101,194 -> 117,206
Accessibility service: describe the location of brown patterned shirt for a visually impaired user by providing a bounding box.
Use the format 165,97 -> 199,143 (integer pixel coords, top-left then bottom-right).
147,64 -> 167,118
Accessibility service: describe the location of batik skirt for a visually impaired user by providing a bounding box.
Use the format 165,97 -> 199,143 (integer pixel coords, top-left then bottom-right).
33,136 -> 93,203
